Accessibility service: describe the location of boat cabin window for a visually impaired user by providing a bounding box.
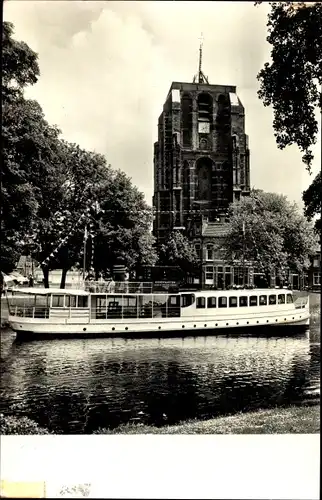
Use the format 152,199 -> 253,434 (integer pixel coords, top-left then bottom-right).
123,296 -> 137,307
239,296 -> 248,307
259,295 -> 267,306
78,296 -> 88,308
207,297 -> 216,308
181,294 -> 195,308
287,294 -> 293,304
249,296 -> 258,306
66,295 -> 77,308
278,294 -> 285,304
196,297 -> 206,309
218,297 -> 227,308
269,295 -> 277,305
229,296 -> 238,307
52,295 -> 64,307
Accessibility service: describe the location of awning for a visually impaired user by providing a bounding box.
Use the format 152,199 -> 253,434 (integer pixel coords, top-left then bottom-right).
11,287 -> 89,296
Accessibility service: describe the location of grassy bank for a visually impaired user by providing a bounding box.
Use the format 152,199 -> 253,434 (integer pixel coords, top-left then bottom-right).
94,406 -> 320,434
1,406 -> 319,435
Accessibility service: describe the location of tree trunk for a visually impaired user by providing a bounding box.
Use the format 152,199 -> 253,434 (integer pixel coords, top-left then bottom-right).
60,267 -> 68,289
42,266 -> 49,288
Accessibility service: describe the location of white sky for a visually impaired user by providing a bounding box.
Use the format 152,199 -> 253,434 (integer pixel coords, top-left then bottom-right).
4,0 -> 321,208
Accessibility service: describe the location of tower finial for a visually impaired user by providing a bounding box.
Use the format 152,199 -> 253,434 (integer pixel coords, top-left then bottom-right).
193,32 -> 209,84
198,32 -> 204,77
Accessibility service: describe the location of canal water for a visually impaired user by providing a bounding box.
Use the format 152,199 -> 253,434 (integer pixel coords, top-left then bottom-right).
0,314 -> 320,434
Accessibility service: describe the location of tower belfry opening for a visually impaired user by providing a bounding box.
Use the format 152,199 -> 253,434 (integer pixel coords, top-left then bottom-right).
193,33 -> 209,84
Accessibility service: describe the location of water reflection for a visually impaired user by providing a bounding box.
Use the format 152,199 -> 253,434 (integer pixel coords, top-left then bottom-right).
0,328 -> 320,434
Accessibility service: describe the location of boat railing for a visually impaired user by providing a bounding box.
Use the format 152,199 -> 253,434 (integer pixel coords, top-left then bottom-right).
12,306 -> 50,319
10,305 -> 91,320
84,281 -> 153,293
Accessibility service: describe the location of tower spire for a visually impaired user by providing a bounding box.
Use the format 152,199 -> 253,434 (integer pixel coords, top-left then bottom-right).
193,32 -> 209,84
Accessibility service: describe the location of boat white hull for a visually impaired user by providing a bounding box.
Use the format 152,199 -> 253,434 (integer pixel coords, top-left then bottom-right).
10,310 -> 310,339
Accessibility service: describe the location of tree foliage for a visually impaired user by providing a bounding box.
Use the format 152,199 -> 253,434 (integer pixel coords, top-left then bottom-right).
256,2 -> 322,170
302,171 -> 321,237
1,21 -> 157,285
93,170 -> 157,276
158,231 -> 199,275
1,22 -> 43,272
223,190 -> 318,283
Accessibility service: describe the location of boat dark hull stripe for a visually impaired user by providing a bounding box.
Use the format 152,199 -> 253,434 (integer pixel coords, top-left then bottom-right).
16,323 -> 309,341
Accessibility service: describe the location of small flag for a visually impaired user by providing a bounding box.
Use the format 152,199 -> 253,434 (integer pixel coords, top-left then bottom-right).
84,226 -> 88,241
242,221 -> 245,234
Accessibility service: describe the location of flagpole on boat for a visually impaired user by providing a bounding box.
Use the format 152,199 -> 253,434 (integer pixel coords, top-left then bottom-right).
242,220 -> 246,288
83,225 -> 87,281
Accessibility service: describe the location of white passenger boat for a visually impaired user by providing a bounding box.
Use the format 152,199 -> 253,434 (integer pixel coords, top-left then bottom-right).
5,283 -> 310,340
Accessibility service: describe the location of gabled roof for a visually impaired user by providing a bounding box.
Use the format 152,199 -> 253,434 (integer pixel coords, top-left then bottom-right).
202,222 -> 230,238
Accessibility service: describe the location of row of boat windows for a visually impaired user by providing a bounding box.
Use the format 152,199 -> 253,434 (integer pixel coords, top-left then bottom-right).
195,294 -> 294,309
49,293 -> 293,309
53,295 -> 88,308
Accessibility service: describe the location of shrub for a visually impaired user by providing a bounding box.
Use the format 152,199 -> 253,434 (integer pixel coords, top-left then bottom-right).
0,414 -> 51,434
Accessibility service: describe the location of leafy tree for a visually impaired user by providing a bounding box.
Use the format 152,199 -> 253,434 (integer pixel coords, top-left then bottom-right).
29,143 -> 112,287
256,2 -> 322,239
2,21 -> 39,99
158,231 -> 199,276
1,22 -> 64,273
223,190 -> 318,285
302,171 -> 321,237
256,1 -> 322,170
92,170 -> 157,277
2,22 -> 158,286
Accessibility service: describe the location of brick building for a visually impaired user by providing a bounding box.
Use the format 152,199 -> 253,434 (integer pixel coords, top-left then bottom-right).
152,44 -> 252,287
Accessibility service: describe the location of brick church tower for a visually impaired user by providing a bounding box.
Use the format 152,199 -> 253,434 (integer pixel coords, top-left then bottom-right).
152,39 -> 250,248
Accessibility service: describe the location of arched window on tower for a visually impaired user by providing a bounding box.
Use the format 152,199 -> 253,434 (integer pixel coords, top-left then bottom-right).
216,94 -> 231,153
181,93 -> 193,147
197,93 -> 212,133
195,157 -> 212,201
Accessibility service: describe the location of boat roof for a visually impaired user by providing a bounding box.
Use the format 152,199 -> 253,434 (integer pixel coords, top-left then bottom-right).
10,287 -> 89,296
8,287 -> 293,297
185,288 -> 293,296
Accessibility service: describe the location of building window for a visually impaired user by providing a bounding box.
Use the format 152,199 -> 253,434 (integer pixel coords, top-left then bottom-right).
196,297 -> 206,308
181,93 -> 192,147
205,266 -> 214,280
313,272 -> 321,285
206,245 -> 214,261
195,243 -> 201,259
233,267 -> 249,287
195,157 -> 213,200
207,297 -> 216,308
197,92 -> 212,135
313,258 -> 320,268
